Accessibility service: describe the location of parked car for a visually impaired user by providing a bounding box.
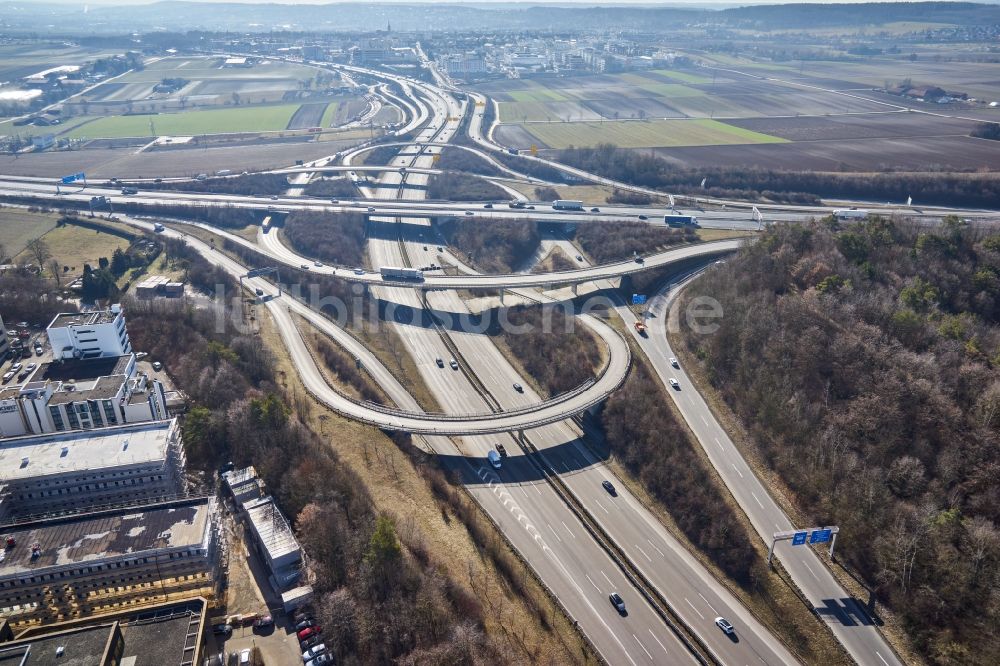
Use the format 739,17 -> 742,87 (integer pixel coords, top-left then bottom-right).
307,654 -> 332,665
302,644 -> 327,661
152,361 -> 163,372
211,623 -> 232,635
295,619 -> 316,632
253,615 -> 273,629
297,627 -> 321,641
239,648 -> 251,664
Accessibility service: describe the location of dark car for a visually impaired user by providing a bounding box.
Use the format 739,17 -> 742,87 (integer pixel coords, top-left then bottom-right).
637,214 -> 648,220
602,480 -> 617,496
590,207 -> 600,212
609,592 -> 626,614
211,623 -> 232,635
295,619 -> 316,631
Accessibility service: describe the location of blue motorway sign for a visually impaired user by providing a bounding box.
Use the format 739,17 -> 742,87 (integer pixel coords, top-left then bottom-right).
810,529 -> 833,544
792,532 -> 808,546
631,294 -> 647,305
61,172 -> 85,184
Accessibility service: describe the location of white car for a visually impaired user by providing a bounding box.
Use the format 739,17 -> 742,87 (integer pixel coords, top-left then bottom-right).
449,359 -> 459,370
715,617 -> 735,635
314,261 -> 323,267
669,357 -> 679,368
240,648 -> 251,664
353,268 -> 365,275
302,644 -> 326,661
668,378 -> 680,389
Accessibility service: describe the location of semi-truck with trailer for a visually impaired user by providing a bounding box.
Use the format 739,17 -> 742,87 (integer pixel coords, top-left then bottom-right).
832,209 -> 869,220
380,266 -> 425,282
664,214 -> 699,227
552,200 -> 584,211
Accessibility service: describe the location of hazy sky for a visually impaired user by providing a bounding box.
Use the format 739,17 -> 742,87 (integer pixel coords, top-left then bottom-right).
40,0 -> 980,5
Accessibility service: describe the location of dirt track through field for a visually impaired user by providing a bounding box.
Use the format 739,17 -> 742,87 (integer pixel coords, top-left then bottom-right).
286,102 -> 328,130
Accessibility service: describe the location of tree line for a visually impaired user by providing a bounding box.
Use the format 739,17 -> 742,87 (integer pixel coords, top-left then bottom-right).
574,220 -> 695,264
441,217 -> 540,273
490,303 -> 602,397
679,217 -> 1000,664
427,172 -> 508,202
130,173 -> 289,197
282,211 -> 367,267
557,143 -> 1000,208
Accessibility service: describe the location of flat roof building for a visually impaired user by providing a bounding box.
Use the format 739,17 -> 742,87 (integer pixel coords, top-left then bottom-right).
0,354 -> 168,437
47,305 -> 131,362
0,598 -> 207,666
0,419 -> 185,522
244,496 -> 302,591
0,497 -> 219,628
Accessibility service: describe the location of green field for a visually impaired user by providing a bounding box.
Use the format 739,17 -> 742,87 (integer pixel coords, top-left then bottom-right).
523,118 -> 787,149
320,101 -> 340,128
65,103 -> 302,138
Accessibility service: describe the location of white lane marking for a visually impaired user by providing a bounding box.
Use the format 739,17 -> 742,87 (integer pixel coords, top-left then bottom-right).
751,491 -> 765,508
635,544 -> 652,562
595,499 -> 610,514
601,570 -> 614,587
533,483 -> 542,496
562,521 -> 576,539
803,561 -> 820,580
519,486 -> 529,499
732,464 -> 744,478
714,437 -> 724,451
633,635 -> 653,660
585,574 -> 601,592
700,414 -> 709,426
684,597 -> 706,620
547,523 -> 562,542
646,539 -> 665,557
698,592 -> 719,615
648,629 -> 669,655
876,651 -> 891,666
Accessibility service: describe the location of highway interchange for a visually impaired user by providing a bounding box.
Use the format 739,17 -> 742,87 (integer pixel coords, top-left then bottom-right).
0,56 -> 943,666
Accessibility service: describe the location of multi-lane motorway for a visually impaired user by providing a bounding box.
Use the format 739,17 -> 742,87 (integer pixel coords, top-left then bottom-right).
0,54 -> 939,666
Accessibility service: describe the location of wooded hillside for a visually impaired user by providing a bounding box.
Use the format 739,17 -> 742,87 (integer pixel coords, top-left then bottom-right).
680,217 -> 1000,664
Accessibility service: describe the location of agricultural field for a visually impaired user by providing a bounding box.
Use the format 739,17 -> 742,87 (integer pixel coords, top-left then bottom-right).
0,208 -> 60,259
490,58 -> 1000,171
515,118 -> 787,149
0,42 -> 120,85
71,56 -> 325,115
65,103 -> 302,138
0,137 -> 365,179
16,223 -> 131,276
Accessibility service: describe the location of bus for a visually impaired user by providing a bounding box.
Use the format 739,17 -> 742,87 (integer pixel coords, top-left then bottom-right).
552,200 -> 584,211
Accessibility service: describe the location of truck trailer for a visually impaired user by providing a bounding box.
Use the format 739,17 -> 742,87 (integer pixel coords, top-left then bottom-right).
832,209 -> 869,220
552,200 -> 584,211
380,266 -> 425,282
664,214 -> 699,227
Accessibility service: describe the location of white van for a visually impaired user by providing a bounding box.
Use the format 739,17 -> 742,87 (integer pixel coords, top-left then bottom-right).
487,450 -> 502,469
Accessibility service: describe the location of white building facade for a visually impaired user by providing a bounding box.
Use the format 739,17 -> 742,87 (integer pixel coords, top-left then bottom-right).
47,304 -> 131,361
